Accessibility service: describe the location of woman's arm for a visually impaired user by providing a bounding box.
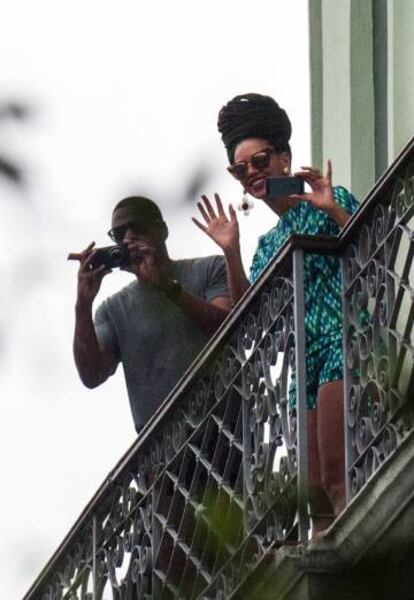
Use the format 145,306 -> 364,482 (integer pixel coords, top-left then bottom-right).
192,194 -> 250,305
223,243 -> 250,305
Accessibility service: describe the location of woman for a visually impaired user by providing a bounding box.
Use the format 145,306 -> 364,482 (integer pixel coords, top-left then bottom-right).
192,93 -> 359,534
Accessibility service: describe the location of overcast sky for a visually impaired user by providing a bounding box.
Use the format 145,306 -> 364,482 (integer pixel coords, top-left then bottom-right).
0,1 -> 310,597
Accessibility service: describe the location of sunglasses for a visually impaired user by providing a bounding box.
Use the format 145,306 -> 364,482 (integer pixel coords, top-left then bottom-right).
108,221 -> 156,244
227,147 -> 274,181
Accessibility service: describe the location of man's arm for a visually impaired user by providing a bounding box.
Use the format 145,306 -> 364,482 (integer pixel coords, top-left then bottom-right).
171,290 -> 231,336
126,241 -> 232,336
69,242 -> 117,388
73,301 -> 117,388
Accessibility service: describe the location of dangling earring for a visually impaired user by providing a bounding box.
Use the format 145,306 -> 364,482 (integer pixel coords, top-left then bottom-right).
237,191 -> 254,216
283,166 -> 290,176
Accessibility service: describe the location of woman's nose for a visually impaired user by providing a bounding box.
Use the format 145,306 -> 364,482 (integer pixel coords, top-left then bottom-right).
248,158 -> 264,176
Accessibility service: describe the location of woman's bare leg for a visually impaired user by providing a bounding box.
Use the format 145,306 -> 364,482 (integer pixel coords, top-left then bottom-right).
307,408 -> 335,535
317,379 -> 346,516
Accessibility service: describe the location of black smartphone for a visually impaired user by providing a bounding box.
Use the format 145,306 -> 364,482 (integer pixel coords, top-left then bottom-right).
266,176 -> 304,199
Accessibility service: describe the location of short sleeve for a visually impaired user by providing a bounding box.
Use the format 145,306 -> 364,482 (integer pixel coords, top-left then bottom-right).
203,255 -> 230,302
94,301 -> 121,363
334,186 -> 359,215
249,225 -> 283,284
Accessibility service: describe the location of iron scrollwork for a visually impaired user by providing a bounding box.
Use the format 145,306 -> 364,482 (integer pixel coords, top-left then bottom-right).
342,163 -> 414,498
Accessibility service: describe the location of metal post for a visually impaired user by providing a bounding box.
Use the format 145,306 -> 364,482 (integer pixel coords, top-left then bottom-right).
293,249 -> 309,541
92,515 -> 97,600
340,258 -> 353,504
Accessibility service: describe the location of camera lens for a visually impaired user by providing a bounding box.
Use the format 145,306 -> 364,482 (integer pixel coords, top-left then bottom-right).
108,246 -> 127,267
90,244 -> 130,269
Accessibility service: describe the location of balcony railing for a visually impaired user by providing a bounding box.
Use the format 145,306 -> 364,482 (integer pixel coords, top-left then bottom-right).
24,137 -> 414,600
341,145 -> 414,501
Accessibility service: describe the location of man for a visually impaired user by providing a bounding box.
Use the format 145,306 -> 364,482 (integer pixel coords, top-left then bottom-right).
70,196 -> 231,433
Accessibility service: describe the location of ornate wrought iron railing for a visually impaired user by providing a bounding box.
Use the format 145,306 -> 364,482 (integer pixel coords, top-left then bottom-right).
24,138 -> 414,600
340,141 -> 414,502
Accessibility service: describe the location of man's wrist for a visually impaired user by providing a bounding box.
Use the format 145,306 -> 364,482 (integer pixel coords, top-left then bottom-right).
75,298 -> 94,315
162,279 -> 182,304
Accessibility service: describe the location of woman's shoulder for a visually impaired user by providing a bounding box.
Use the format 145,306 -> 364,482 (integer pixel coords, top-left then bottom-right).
333,185 -> 360,212
257,223 -> 278,241
255,220 -> 286,250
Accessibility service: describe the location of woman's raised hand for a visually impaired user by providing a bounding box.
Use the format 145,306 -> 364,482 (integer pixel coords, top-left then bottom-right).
292,160 -> 351,228
192,193 -> 240,253
292,160 -> 336,213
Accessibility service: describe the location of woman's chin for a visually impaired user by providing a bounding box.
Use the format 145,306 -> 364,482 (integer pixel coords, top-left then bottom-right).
248,184 -> 267,200
253,191 -> 268,202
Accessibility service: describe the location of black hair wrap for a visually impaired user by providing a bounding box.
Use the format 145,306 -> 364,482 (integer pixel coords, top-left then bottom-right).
217,93 -> 292,163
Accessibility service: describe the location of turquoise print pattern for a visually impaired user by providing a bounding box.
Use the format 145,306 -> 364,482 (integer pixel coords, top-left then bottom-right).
249,186 -> 359,408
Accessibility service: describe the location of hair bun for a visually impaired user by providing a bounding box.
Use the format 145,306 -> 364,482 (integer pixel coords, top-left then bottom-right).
217,93 -> 292,162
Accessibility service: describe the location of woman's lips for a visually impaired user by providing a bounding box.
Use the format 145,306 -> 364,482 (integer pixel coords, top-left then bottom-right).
249,176 -> 266,195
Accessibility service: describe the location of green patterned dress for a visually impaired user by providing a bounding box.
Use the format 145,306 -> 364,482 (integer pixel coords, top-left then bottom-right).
249,186 -> 359,409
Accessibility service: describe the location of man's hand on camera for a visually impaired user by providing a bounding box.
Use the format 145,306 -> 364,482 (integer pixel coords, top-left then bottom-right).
125,241 -> 170,289
68,242 -> 112,307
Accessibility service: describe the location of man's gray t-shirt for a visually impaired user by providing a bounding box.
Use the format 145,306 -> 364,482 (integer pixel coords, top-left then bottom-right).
94,256 -> 229,432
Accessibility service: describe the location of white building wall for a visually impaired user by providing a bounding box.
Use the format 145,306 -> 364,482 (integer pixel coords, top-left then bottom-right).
310,0 -> 414,200
321,0 -> 352,190
388,0 -> 414,161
